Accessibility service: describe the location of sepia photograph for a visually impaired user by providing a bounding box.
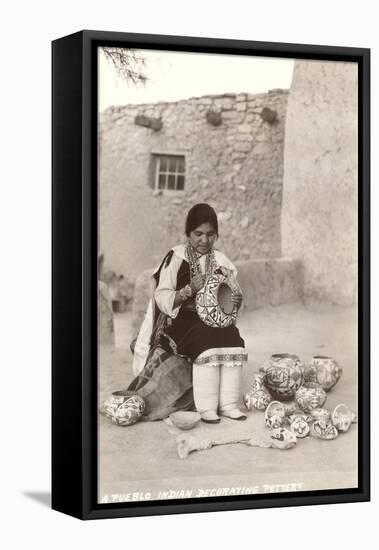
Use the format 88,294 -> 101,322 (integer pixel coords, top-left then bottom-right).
97,45 -> 359,505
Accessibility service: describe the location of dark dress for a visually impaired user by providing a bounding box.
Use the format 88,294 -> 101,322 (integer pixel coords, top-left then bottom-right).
164,259 -> 245,362
127,250 -> 245,420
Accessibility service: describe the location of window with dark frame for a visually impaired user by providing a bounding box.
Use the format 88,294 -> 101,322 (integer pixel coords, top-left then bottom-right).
154,154 -> 185,191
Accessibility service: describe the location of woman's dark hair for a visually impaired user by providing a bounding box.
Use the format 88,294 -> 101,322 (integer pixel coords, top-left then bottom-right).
185,203 -> 218,236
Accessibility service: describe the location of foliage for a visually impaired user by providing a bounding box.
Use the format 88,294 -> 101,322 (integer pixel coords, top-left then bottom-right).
102,47 -> 148,85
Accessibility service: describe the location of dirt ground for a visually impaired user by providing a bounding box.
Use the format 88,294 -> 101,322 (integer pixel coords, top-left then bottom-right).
98,302 -> 358,504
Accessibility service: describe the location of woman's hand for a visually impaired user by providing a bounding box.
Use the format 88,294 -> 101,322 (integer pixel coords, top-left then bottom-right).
190,273 -> 206,294
231,291 -> 243,310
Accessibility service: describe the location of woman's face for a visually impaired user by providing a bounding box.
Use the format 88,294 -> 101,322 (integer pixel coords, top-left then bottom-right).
188,222 -> 217,255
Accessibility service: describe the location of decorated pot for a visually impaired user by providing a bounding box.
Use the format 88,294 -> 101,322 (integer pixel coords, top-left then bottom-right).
265,401 -> 286,429
310,420 -> 339,440
269,428 -> 297,450
290,417 -> 310,438
243,374 -> 271,411
250,373 -> 266,393
304,356 -> 343,392
266,415 -> 284,429
331,403 -> 355,433
196,273 -> 238,328
260,354 -> 305,401
288,412 -> 312,424
295,382 -> 327,413
103,391 -> 146,426
311,407 -> 331,423
243,388 -> 271,411
283,401 -> 298,416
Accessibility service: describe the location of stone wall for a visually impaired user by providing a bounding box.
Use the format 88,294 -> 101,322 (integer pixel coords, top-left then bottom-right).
282,60 -> 358,305
99,90 -> 288,281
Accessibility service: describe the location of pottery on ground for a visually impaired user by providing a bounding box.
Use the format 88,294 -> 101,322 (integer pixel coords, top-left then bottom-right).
295,382 -> 327,413
283,401 -> 298,416
290,417 -> 310,438
331,403 -> 355,433
265,401 -> 286,429
169,411 -> 201,430
269,428 -> 297,449
243,388 -> 271,411
260,354 -> 304,401
311,407 -> 331,423
304,356 -> 343,392
243,374 -> 271,411
250,373 -> 266,393
310,420 -> 339,440
288,412 -> 312,424
103,391 -> 146,426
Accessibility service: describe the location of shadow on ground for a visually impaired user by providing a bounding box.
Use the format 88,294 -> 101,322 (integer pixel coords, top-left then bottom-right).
23,491 -> 51,507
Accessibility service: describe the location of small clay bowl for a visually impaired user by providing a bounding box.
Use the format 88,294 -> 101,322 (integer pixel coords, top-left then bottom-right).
169,411 -> 201,430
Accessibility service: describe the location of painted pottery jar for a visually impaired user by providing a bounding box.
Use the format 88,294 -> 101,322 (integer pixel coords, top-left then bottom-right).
304,356 -> 343,392
196,273 -> 237,328
103,391 -> 145,426
295,382 -> 327,413
243,374 -> 271,411
260,354 -> 305,401
310,420 -> 339,440
250,373 -> 266,393
243,388 -> 271,411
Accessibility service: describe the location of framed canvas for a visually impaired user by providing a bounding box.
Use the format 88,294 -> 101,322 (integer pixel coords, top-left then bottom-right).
52,30 -> 370,520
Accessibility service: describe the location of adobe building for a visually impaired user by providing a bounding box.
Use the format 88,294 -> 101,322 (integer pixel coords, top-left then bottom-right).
99,90 -> 289,280
98,61 -> 358,342
282,60 -> 358,305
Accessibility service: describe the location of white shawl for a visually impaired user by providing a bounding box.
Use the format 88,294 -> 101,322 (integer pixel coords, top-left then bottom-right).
132,245 -> 239,376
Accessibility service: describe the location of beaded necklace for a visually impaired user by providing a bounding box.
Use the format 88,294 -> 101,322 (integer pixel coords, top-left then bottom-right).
185,244 -> 216,281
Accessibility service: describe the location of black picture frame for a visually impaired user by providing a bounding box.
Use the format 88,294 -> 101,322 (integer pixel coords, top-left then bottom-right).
52,30 -> 370,520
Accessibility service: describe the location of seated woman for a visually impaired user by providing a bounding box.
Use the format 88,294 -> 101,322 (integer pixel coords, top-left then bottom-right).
129,203 -> 248,423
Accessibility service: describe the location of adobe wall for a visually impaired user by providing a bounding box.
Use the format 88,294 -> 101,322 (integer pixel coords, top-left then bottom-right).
99,90 -> 288,281
282,60 -> 358,304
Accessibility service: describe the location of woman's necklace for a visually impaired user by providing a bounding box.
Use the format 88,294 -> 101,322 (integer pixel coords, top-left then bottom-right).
186,244 -> 215,281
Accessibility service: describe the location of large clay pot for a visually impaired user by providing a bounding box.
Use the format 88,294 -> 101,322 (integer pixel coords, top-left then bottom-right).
260,353 -> 305,401
295,382 -> 327,413
304,356 -> 343,392
196,273 -> 238,328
